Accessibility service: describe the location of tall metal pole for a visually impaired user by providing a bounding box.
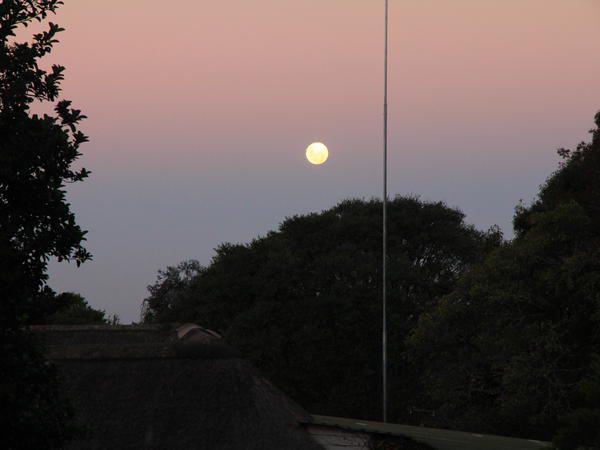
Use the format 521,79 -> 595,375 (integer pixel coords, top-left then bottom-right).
382,0 -> 389,424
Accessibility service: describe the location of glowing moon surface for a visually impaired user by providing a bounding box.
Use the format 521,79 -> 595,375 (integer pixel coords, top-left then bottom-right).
306,142 -> 329,165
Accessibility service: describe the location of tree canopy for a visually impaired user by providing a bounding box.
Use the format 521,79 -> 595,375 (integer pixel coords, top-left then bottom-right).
514,111 -> 600,237
1,0 -> 90,321
1,1 -> 90,447
143,197 -> 500,420
40,292 -> 116,325
409,112 -> 600,443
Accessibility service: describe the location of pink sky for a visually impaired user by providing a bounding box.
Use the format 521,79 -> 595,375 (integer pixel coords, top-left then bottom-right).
41,0 -> 600,322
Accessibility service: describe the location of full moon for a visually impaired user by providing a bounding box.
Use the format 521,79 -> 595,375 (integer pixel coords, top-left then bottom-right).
306,142 -> 329,165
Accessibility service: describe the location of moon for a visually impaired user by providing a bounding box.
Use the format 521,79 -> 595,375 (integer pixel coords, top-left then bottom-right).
306,142 -> 329,165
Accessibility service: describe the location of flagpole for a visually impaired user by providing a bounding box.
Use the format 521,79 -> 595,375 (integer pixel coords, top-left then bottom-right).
382,0 -> 389,424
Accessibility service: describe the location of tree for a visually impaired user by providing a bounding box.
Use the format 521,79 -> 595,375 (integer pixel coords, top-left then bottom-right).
143,197 -> 500,420
408,112 -> 600,440
142,260 -> 202,323
514,111 -> 600,237
1,1 -> 90,447
553,355 -> 600,450
42,292 -> 117,325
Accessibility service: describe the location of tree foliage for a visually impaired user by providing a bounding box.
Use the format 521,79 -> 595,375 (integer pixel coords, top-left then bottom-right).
1,1 -> 90,447
142,260 -> 202,323
143,197 -> 500,420
554,355 -> 600,450
41,292 -> 116,325
409,112 -> 600,440
1,0 -> 90,314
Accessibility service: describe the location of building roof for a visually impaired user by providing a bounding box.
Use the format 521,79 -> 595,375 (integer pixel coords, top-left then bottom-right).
32,324 -> 325,450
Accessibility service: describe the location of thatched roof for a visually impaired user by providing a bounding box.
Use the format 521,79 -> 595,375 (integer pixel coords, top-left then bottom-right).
32,324 -> 324,450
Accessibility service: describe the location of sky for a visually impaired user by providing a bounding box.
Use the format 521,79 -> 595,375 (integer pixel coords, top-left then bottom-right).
38,0 -> 600,323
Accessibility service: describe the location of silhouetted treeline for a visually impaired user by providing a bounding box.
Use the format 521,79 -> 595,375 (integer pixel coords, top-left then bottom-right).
143,113 -> 600,448
1,2 -> 91,447
410,112 -> 600,448
143,195 -> 501,421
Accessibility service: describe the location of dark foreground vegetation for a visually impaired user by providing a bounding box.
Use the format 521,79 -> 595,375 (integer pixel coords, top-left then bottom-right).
1,1 -> 91,447
144,115 -> 600,449
143,197 -> 501,419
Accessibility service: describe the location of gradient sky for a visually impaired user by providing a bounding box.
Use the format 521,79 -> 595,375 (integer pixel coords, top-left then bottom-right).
39,0 -> 600,323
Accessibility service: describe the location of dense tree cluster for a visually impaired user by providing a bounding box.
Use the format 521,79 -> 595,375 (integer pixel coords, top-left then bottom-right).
410,113 -> 600,447
1,1 -> 90,447
143,197 -> 501,420
144,114 -> 600,446
40,292 -> 116,325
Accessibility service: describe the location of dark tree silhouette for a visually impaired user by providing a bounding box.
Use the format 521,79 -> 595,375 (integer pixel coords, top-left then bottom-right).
43,292 -> 117,325
409,112 -> 600,442
1,1 -> 90,447
143,197 -> 500,421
